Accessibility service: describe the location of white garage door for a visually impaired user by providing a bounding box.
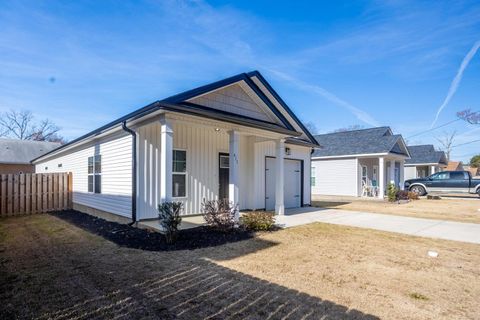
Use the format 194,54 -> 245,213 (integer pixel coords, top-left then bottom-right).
265,158 -> 302,210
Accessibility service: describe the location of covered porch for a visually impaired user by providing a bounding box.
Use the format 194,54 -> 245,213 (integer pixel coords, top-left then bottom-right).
357,155 -> 406,198
135,112 -> 313,222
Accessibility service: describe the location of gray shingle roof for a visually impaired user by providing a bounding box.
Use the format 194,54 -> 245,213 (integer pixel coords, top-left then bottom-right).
0,139 -> 61,164
405,145 -> 447,165
312,126 -> 408,157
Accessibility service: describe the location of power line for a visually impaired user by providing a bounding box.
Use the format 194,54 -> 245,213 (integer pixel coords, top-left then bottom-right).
407,118 -> 461,139
452,139 -> 480,148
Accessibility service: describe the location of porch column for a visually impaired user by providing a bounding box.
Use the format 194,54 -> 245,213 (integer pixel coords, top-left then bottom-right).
399,160 -> 405,190
389,160 -> 395,185
229,130 -> 240,221
160,116 -> 173,202
378,157 -> 385,199
275,139 -> 285,215
430,165 -> 436,175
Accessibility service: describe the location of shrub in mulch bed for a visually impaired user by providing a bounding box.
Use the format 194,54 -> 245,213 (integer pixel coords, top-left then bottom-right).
51,210 -> 256,252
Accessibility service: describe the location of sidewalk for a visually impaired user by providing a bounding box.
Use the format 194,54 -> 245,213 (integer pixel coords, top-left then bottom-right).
277,207 -> 480,244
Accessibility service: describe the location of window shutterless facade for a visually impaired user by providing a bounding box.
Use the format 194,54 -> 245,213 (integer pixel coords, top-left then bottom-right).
310,166 -> 316,186
88,155 -> 102,193
172,150 -> 186,198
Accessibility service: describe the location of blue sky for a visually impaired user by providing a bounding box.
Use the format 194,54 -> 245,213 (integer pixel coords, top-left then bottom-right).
0,0 -> 479,162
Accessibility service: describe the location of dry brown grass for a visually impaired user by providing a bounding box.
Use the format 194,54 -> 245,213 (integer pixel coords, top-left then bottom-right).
216,223 -> 480,320
1,213 -> 479,319
311,196 -> 480,223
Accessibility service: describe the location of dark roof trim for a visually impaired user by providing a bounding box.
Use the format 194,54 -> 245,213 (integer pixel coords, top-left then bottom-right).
32,101 -> 302,163
162,72 -> 295,131
285,138 -> 318,148
31,101 -> 162,163
247,71 -> 319,146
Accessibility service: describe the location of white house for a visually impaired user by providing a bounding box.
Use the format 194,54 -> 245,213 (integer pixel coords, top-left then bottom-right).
404,145 -> 447,180
32,71 -> 319,223
311,127 -> 410,198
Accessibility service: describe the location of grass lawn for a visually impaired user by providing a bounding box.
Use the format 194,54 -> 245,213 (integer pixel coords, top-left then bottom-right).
312,196 -> 480,224
1,212 -> 479,319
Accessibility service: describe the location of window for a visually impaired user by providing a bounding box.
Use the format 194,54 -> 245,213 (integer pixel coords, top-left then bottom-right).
58,163 -> 62,168
173,150 -> 186,197
431,172 -> 449,180
219,155 -> 229,169
361,166 -> 368,184
88,155 -> 101,193
450,171 -> 468,180
311,166 -> 316,186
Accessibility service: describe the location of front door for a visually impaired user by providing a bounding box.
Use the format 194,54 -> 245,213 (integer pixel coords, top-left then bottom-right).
219,153 -> 229,201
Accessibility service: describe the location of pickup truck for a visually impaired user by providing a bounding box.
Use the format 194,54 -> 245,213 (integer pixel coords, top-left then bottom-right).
404,170 -> 480,196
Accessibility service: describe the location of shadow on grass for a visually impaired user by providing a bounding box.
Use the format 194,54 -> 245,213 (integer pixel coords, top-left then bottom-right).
11,210 -> 384,319
30,259 -> 380,320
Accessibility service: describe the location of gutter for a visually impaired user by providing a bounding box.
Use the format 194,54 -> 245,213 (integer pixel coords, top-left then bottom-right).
121,121 -> 137,225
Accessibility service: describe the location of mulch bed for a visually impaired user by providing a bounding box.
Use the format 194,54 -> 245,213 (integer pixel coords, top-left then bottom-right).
51,210 -> 257,251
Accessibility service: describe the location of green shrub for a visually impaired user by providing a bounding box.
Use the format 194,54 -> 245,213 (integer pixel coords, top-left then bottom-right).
158,202 -> 183,244
201,199 -> 236,232
387,183 -> 397,202
241,211 -> 275,231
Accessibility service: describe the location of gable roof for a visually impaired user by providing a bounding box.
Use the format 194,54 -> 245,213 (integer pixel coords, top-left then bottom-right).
312,126 -> 409,158
0,138 -> 61,165
405,145 -> 448,165
32,71 -> 318,163
446,161 -> 463,171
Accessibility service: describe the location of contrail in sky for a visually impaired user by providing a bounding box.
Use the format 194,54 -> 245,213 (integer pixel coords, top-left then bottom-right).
268,69 -> 380,127
431,41 -> 480,128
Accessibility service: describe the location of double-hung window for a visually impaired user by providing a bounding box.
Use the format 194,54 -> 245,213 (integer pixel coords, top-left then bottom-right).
88,155 -> 102,193
310,166 -> 316,186
172,150 -> 186,198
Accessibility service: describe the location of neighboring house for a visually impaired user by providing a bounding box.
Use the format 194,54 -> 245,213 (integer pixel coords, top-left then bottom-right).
404,145 -> 447,180
311,127 -> 410,198
32,71 -> 319,223
446,161 -> 464,171
463,165 -> 479,178
0,138 -> 60,174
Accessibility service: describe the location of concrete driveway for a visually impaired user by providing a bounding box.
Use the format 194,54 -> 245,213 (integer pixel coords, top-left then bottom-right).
276,207 -> 480,244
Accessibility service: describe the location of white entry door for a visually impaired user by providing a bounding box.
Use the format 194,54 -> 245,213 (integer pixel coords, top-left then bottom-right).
265,158 -> 302,210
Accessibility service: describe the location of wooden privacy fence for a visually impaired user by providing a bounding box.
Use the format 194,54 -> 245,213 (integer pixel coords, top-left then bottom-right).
0,172 -> 72,217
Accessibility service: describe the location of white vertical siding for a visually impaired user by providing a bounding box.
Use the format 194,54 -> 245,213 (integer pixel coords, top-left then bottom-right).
311,158 -> 357,196
135,119 -> 311,217
35,133 -> 133,217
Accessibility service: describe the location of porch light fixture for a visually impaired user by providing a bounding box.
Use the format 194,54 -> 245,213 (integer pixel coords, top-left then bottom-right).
214,128 -> 220,132
285,147 -> 291,156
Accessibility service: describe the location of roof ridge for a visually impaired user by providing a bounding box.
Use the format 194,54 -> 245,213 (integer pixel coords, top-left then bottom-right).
314,126 -> 390,137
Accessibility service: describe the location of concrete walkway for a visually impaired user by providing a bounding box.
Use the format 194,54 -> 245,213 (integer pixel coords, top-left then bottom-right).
276,207 -> 480,244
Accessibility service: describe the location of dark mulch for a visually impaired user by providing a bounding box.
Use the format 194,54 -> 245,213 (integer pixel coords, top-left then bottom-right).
51,210 -> 257,251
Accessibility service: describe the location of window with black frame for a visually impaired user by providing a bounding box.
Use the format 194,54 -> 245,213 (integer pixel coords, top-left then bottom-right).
88,155 -> 102,193
172,150 -> 186,197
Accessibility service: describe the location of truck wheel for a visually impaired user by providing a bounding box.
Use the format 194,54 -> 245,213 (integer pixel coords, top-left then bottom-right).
477,188 -> 480,197
410,185 -> 426,196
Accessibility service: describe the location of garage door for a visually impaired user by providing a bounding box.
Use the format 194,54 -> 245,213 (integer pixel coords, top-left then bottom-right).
265,158 -> 302,210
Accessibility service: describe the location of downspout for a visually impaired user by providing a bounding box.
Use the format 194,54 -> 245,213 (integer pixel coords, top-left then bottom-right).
121,121 -> 137,225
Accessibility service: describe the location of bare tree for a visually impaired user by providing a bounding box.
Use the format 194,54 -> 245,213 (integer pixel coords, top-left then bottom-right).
457,109 -> 480,124
332,124 -> 365,133
0,109 -> 66,143
436,131 -> 456,161
303,121 -> 318,135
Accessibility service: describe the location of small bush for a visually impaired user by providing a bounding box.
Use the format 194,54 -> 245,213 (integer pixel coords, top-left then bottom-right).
387,183 -> 397,202
407,191 -> 419,200
158,202 -> 183,244
409,292 -> 429,301
241,211 -> 275,231
395,190 -> 410,201
201,199 -> 237,232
